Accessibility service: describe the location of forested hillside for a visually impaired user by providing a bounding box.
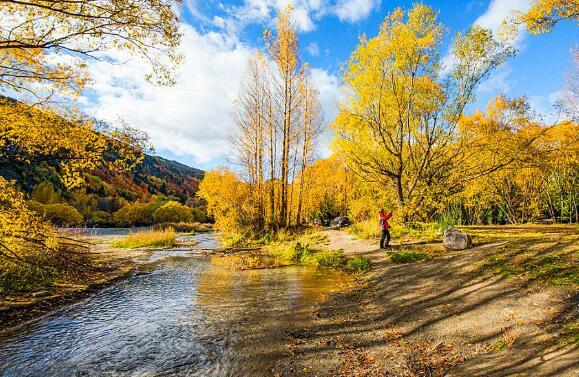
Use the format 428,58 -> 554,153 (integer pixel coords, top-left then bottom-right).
0,98 -> 206,227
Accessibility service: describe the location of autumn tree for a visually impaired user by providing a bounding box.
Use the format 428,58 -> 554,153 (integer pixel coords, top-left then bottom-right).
0,1 -> 181,290
333,4 -> 516,220
295,71 -> 324,225
0,0 -> 182,100
513,0 -> 579,34
264,5 -> 306,227
231,52 -> 268,228
223,6 -> 323,233
453,98 -> 578,225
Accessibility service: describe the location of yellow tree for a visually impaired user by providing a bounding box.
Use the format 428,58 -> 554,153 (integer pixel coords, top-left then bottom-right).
264,5 -> 304,227
514,0 -> 579,34
198,168 -> 253,234
228,6 -> 322,232
231,51 -> 268,228
0,98 -> 149,188
333,4 -> 515,220
0,0 -> 182,100
295,71 -> 323,225
458,97 -> 578,224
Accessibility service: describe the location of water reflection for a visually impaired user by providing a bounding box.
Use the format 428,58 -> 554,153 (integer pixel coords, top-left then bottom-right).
0,234 -> 351,376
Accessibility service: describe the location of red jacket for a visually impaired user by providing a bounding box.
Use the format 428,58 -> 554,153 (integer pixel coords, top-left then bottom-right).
379,212 -> 392,231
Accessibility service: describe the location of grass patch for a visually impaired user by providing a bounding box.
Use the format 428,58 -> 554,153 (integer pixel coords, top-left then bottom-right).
348,256 -> 372,272
481,232 -> 578,287
389,251 -> 432,264
111,229 -> 176,249
269,242 -> 346,267
561,321 -> 579,346
0,259 -> 59,294
220,227 -> 324,248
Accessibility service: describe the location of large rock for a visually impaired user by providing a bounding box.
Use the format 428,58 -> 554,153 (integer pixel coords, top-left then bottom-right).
330,216 -> 351,228
443,227 -> 472,250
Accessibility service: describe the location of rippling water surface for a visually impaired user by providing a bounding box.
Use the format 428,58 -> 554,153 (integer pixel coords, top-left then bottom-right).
0,233 -> 351,376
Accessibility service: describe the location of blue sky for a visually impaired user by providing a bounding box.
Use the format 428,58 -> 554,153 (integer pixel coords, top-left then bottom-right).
80,0 -> 578,170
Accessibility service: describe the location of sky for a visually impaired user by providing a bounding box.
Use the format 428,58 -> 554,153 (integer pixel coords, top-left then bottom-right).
78,0 -> 578,170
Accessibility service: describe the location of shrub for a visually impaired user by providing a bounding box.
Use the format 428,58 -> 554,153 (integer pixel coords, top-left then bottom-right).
28,201 -> 84,226
111,229 -> 176,249
152,201 -> 193,224
191,205 -> 210,223
269,242 -> 347,268
30,181 -> 61,204
305,250 -> 348,267
87,211 -> 114,227
389,251 -> 432,264
348,256 -> 372,271
114,201 -> 163,226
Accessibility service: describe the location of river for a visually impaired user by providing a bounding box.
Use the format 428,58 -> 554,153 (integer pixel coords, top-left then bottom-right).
0,232 -> 352,376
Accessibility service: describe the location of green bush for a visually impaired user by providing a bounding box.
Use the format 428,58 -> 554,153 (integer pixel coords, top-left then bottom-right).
114,201 -> 163,226
389,251 -> 432,264
269,242 -> 347,268
152,201 -> 193,224
306,250 -> 348,267
0,259 -> 56,294
30,181 -> 61,204
348,256 -> 372,271
87,210 -> 114,227
28,201 -> 83,226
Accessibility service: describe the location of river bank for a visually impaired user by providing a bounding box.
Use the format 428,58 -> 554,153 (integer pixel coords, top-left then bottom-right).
0,229 -> 154,332
274,225 -> 579,376
0,232 -> 355,376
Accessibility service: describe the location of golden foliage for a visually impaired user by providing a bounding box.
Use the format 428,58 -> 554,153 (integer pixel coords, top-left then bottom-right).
0,0 -> 182,100
0,98 -> 148,189
0,177 -> 58,260
516,0 -> 579,34
333,4 -> 514,219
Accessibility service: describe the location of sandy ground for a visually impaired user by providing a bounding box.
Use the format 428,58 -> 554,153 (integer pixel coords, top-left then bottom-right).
274,228 -> 579,376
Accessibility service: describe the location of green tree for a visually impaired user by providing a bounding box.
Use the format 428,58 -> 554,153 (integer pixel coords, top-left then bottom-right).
153,201 -> 193,224
30,181 -> 61,204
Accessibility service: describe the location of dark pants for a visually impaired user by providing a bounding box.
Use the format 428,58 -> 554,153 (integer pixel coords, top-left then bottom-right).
380,229 -> 391,248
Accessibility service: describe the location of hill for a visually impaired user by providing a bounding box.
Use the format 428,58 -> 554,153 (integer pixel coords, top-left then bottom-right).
91,154 -> 204,203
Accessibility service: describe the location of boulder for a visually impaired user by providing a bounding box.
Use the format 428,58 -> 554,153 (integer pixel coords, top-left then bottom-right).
330,216 -> 351,228
443,227 -> 472,250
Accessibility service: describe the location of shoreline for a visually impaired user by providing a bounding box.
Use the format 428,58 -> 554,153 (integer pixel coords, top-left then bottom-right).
0,260 -> 139,334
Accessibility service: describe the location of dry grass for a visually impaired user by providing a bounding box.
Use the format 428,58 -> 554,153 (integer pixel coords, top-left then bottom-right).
111,229 -> 177,249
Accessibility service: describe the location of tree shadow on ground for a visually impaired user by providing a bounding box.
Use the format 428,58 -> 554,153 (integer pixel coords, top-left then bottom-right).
274,227 -> 578,376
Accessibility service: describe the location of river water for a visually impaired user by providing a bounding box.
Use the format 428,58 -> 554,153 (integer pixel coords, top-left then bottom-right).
0,233 -> 351,376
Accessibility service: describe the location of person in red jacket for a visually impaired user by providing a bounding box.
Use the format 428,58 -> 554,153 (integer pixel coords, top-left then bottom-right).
379,208 -> 393,249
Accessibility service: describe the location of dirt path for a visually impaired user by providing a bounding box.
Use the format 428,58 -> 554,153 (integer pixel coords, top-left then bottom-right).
275,228 -> 578,376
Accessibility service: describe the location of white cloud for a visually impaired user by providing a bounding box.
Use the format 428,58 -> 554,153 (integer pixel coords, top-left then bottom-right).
334,0 -> 380,23
474,0 -> 531,45
528,90 -> 565,123
311,68 -> 344,157
306,42 -> 320,56
441,0 -> 531,79
80,24 -> 342,166
477,66 -> 512,94
82,25 -> 252,164
217,0 -> 380,33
